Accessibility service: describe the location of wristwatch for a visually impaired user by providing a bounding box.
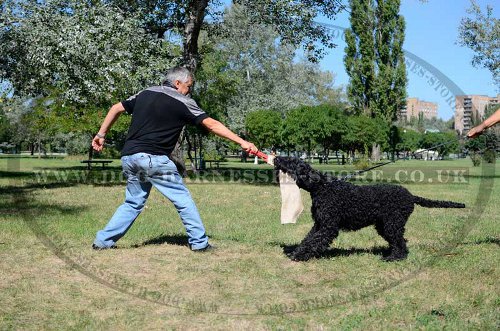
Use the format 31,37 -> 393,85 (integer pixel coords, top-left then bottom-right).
96,133 -> 105,139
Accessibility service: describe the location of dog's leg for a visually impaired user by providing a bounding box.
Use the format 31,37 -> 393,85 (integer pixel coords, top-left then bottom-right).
375,219 -> 408,261
290,224 -> 339,261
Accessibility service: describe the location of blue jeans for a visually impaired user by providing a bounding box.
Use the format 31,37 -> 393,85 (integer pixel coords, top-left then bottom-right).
94,153 -> 208,250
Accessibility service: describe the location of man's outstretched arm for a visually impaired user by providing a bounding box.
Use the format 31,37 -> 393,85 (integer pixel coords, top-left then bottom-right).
201,117 -> 257,152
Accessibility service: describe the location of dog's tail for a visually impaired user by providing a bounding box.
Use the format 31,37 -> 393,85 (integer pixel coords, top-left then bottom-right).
413,196 -> 465,208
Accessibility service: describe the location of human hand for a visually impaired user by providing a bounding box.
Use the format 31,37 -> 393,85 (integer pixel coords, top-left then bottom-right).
467,124 -> 485,138
92,135 -> 105,151
241,141 -> 257,153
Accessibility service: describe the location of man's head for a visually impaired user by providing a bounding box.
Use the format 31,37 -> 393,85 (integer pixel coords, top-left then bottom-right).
163,66 -> 194,95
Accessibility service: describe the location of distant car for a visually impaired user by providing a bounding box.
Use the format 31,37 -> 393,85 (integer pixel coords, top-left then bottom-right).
414,149 -> 439,160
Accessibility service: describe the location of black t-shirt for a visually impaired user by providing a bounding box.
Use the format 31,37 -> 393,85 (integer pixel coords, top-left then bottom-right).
120,86 -> 208,157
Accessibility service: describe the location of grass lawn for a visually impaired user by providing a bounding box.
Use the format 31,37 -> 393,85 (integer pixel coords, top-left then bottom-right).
0,156 -> 498,330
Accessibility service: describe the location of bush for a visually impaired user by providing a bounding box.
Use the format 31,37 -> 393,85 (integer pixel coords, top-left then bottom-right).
353,155 -> 371,170
482,149 -> 496,163
51,133 -> 90,155
202,150 -> 226,161
98,147 -> 121,159
470,153 -> 481,167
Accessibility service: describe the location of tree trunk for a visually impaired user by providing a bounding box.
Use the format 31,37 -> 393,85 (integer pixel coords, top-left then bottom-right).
169,0 -> 209,177
182,0 -> 208,72
371,143 -> 381,162
169,130 -> 188,177
37,135 -> 41,159
88,143 -> 94,161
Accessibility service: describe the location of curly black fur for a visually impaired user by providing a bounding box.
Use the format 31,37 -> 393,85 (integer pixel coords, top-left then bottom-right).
274,157 -> 465,262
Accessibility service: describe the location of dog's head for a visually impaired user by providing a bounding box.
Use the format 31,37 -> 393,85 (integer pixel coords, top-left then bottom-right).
273,156 -> 327,191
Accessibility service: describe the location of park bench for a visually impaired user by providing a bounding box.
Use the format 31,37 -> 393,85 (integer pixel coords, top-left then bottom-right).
80,160 -> 113,170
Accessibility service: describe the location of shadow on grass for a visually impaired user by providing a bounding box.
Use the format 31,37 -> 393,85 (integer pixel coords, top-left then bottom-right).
280,243 -> 389,260
133,234 -> 189,248
0,170 -> 32,178
1,181 -> 89,218
461,236 -> 500,247
1,168 -> 126,188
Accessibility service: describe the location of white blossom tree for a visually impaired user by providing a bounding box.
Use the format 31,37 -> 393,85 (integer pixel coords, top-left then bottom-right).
0,0 -> 177,121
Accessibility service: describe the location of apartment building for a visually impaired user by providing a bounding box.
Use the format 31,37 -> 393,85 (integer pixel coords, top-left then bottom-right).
455,94 -> 499,134
400,98 -> 438,121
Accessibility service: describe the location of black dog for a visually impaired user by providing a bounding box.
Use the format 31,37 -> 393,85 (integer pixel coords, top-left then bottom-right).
274,157 -> 465,262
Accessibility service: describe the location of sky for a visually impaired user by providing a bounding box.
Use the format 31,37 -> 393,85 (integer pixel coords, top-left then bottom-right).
316,0 -> 498,120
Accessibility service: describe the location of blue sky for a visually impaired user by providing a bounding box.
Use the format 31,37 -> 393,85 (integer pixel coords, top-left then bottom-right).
316,0 -> 498,120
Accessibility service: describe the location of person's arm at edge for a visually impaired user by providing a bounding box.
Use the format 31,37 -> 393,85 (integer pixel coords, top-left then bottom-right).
92,102 -> 126,151
201,117 -> 257,152
467,109 -> 500,138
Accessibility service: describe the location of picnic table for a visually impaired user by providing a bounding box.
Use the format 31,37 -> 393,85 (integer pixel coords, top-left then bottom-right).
203,159 -> 222,169
80,160 -> 113,170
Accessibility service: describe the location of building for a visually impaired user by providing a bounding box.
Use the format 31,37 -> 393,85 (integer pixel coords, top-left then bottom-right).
455,94 -> 499,134
401,98 -> 438,121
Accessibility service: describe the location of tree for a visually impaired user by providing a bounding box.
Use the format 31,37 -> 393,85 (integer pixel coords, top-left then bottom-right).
200,4 -> 339,133
0,0 -> 177,157
458,0 -> 500,88
245,110 -> 282,150
0,105 -> 11,144
396,128 -> 421,155
315,104 -> 348,159
108,0 -> 344,67
344,0 -> 407,161
0,0 -> 175,106
344,0 -> 407,121
343,115 -> 388,157
420,132 -> 459,157
282,105 -> 346,158
107,0 -> 344,173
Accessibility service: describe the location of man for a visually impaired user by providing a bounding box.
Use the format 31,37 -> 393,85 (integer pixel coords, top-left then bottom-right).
91,66 -> 257,251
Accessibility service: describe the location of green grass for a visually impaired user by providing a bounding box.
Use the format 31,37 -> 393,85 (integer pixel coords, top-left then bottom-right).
0,156 -> 498,330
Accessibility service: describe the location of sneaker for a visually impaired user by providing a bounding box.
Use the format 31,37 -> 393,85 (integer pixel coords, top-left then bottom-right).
192,244 -> 216,252
92,243 -> 116,250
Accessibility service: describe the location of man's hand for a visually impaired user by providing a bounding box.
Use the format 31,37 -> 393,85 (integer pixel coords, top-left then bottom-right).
92,136 -> 105,151
467,124 -> 485,138
92,102 -> 126,151
241,141 -> 257,153
467,109 -> 500,138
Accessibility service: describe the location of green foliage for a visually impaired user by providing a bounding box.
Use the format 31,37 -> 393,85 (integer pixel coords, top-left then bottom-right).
245,110 -> 282,149
469,152 -> 482,167
0,0 -> 176,106
0,105 -> 11,143
194,38 -> 240,123
397,129 -> 421,152
61,133 -> 91,156
343,115 -> 389,154
404,115 -> 455,133
465,131 -> 498,164
353,155 -> 371,170
0,0 -> 176,142
420,132 -> 459,157
234,0 -> 342,62
281,104 -> 346,154
458,0 -> 500,88
196,3 -> 342,133
483,149 -> 496,163
344,0 -> 407,121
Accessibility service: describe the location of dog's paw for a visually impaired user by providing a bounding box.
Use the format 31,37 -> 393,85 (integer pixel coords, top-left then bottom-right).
381,254 -> 407,262
289,253 -> 310,262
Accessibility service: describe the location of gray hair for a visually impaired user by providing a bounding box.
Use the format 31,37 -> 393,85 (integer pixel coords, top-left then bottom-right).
163,66 -> 193,86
